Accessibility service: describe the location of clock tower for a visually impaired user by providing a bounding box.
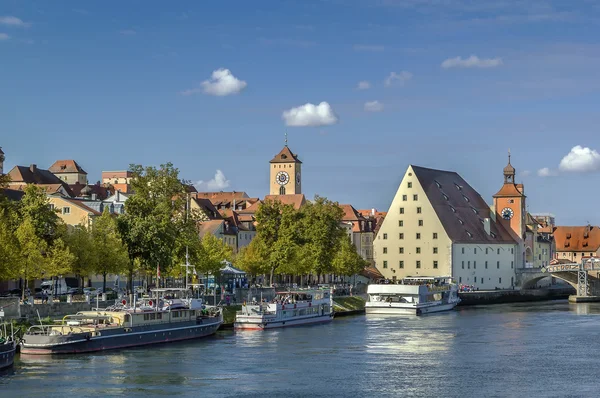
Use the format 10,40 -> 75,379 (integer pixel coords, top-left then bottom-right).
269,137 -> 302,196
493,151 -> 526,240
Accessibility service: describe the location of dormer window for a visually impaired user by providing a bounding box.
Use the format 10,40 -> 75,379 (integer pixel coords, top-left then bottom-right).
471,207 -> 478,214
281,154 -> 287,159
462,195 -> 470,203
454,183 -> 462,190
434,180 -> 442,189
442,193 -> 449,201
458,219 -> 464,225
490,232 -> 497,238
466,231 -> 473,238
450,206 -> 456,213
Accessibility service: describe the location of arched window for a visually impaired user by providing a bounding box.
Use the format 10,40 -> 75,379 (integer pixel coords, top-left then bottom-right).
280,186 -> 286,195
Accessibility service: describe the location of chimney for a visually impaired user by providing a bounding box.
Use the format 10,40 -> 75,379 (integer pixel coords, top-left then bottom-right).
30,164 -> 37,173
233,199 -> 236,210
91,193 -> 97,201
490,207 -> 496,222
484,218 -> 491,236
371,208 -> 375,216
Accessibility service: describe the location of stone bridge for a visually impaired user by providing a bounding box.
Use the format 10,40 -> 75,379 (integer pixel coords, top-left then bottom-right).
546,258 -> 600,302
516,268 -> 552,289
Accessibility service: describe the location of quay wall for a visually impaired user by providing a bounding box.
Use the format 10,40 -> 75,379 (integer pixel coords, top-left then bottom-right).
458,286 -> 575,306
1,299 -> 115,321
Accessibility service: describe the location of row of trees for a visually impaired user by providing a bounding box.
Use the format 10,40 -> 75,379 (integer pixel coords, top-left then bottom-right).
235,196 -> 368,285
0,163 -> 233,295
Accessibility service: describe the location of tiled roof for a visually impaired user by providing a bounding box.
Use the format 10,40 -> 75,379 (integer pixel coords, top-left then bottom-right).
69,182 -> 110,200
554,226 -> 600,252
493,183 -> 525,198
263,194 -> 306,210
193,191 -> 249,204
61,198 -> 102,216
360,266 -> 384,280
0,188 -> 25,201
49,160 -> 87,174
269,146 -> 302,164
198,220 -> 224,237
8,165 -> 74,196
412,165 -> 517,244
192,198 -> 222,220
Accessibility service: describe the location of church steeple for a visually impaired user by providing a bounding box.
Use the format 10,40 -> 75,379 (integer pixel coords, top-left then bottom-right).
503,149 -> 516,184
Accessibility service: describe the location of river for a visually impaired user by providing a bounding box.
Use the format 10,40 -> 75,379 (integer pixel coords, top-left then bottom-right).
2,300 -> 600,397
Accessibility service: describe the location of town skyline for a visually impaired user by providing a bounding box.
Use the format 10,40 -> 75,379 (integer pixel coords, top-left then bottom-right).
2,1 -> 600,225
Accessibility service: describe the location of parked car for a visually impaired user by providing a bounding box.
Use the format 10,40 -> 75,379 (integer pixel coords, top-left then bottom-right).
67,287 -> 84,295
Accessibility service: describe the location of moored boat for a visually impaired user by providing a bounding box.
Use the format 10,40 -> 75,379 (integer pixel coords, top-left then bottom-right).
234,289 -> 333,330
0,322 -> 17,370
365,276 -> 460,315
21,288 -> 222,355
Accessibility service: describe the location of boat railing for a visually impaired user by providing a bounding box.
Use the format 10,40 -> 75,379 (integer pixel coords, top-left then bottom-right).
26,324 -> 89,336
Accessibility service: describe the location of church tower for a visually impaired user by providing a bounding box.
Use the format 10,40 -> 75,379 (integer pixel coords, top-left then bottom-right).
493,151 -> 526,240
0,147 -> 4,175
269,135 -> 302,195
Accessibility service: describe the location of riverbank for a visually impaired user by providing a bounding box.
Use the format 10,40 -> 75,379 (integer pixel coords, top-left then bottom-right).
458,286 -> 575,306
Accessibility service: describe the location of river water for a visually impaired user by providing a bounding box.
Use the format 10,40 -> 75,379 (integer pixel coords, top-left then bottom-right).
2,300 -> 600,397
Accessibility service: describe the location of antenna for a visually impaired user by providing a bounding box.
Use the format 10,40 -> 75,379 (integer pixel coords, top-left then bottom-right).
285,132 -> 288,146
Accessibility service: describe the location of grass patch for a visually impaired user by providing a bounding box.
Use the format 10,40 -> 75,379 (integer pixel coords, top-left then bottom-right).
221,305 -> 242,324
333,296 -> 366,312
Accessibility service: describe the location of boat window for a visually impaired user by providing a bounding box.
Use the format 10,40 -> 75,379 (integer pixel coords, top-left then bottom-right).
144,314 -> 149,321
157,313 -> 162,320
173,311 -> 179,318
124,314 -> 131,323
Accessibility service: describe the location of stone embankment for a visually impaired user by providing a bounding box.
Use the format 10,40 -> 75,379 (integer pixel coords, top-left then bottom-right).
458,286 -> 575,306
0,297 -> 116,321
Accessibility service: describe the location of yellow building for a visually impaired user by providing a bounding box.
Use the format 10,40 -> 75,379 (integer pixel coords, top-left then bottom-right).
48,196 -> 101,229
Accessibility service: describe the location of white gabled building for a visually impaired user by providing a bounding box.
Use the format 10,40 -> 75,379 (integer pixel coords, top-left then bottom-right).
374,164 -> 521,290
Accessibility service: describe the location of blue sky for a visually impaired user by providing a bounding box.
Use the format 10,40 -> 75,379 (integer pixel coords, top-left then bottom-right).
2,1 -> 600,225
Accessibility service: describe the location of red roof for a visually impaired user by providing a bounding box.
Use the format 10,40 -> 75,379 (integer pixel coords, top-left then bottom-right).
269,146 -> 302,164
49,160 -> 87,174
554,226 -> 600,252
263,194 -> 306,210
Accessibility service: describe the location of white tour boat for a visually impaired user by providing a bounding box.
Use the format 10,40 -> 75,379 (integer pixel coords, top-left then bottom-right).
365,277 -> 460,315
234,289 -> 334,330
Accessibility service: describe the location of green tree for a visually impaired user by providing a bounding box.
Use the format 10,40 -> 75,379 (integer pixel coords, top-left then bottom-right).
117,163 -> 191,292
299,196 -> 345,277
46,238 -> 76,279
19,185 -> 59,243
64,225 -> 96,286
15,218 -> 47,300
235,238 -> 268,280
198,233 -> 233,276
332,234 -> 369,278
0,211 -> 19,281
92,209 -> 129,291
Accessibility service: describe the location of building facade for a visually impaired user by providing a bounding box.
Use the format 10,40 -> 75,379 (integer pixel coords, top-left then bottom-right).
49,160 -> 88,185
102,171 -> 133,193
373,164 -> 520,289
553,225 -> 600,262
269,145 -> 302,196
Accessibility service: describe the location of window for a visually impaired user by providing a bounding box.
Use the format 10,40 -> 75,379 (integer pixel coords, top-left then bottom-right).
462,261 -> 465,269
399,220 -> 404,227
433,261 -> 438,269
497,248 -> 500,255
49,204 -> 55,211
442,194 -> 449,201
499,277 -> 502,284
416,247 -> 421,254
399,260 -> 404,269
463,195 -> 470,203
407,182 -> 412,188
279,186 -> 286,195
433,233 -> 438,239
417,207 -> 422,214
459,277 -> 462,283
416,233 -> 421,239
462,247 -> 465,254
400,208 -> 404,214
481,278 -> 484,284
383,261 -> 388,269
383,247 -> 387,254
450,206 -> 456,213
402,195 -> 407,201
468,261 -> 470,269
413,194 -> 418,201
416,260 -> 421,269
433,247 -> 438,254
62,207 -> 70,215
511,248 -> 514,254
497,261 -> 500,269
418,220 -> 423,227
486,248 -> 488,254
474,248 -> 477,254
399,233 -> 404,239
458,219 -> 464,225
485,261 -> 488,269
511,261 -> 514,268
435,180 -> 441,188
383,233 -> 388,240
399,247 -> 404,254
474,261 -> 476,269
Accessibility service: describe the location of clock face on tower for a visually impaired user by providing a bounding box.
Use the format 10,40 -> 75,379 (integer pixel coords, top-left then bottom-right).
276,171 -> 290,185
296,172 -> 301,185
501,207 -> 514,220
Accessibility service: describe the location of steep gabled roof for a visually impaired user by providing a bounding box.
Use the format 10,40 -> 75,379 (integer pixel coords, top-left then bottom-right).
49,160 -> 87,174
8,165 -> 74,196
412,165 -> 517,244
0,188 -> 25,201
554,226 -> 600,252
269,146 -> 302,164
263,194 -> 305,210
70,182 -> 110,200
192,198 -> 222,220
493,183 -> 525,198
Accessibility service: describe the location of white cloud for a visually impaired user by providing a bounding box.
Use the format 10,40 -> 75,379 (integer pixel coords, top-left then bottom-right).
384,71 -> 413,87
282,102 -> 338,127
520,170 -> 531,177
558,145 -> 600,173
0,33 -> 9,41
357,81 -> 371,90
364,100 -> 384,112
182,68 -> 247,97
0,16 -> 30,28
119,29 -> 137,35
537,167 -> 557,177
354,44 -> 384,52
195,170 -> 230,191
441,55 -> 503,68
